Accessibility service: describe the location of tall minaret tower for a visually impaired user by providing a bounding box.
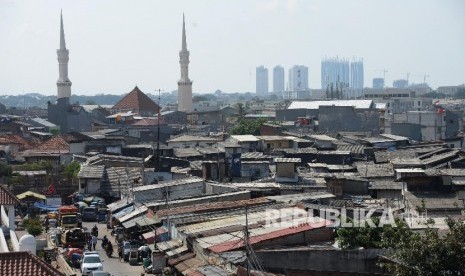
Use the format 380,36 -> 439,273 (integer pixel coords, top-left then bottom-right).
177,14 -> 193,112
57,11 -> 72,101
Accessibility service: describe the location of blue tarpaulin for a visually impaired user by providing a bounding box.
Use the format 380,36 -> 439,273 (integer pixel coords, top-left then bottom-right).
33,202 -> 60,212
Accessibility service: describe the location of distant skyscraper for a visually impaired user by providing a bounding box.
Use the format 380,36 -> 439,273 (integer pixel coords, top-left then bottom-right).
393,79 -> 408,88
289,65 -> 308,91
321,57 -> 349,89
177,14 -> 193,112
373,78 -> 385,89
256,66 -> 268,94
273,66 -> 285,93
350,58 -> 364,89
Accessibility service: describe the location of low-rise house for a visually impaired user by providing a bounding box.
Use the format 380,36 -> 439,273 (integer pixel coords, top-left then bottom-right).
240,161 -> 270,181
167,135 -> 221,149
404,191 -> 464,217
78,165 -> 105,194
228,135 -> 260,152
369,180 -> 404,199
259,136 -> 296,151
25,117 -> 60,134
308,134 -> 337,149
275,158 -> 300,183
67,130 -> 125,155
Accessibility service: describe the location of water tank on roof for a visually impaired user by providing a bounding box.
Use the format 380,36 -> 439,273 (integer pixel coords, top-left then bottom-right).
19,234 -> 36,255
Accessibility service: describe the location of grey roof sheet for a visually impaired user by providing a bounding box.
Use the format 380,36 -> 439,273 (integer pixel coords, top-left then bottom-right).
274,157 -> 301,163
421,150 -> 459,165
174,148 -> 203,158
336,144 -> 366,154
374,149 -> 417,163
405,191 -> 464,210
369,180 -> 404,190
355,162 -> 394,178
78,165 -> 105,179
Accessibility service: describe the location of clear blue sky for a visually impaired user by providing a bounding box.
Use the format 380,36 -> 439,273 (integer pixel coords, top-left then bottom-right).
1,0 -> 464,95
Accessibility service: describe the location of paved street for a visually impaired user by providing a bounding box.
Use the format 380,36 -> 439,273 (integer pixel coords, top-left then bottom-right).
74,221 -> 146,276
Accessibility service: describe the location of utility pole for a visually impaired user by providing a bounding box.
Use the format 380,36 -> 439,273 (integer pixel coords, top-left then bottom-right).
155,89 -> 162,173
245,207 -> 250,275
164,187 -> 170,239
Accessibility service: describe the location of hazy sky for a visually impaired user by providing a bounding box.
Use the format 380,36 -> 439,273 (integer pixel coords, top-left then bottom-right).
1,0 -> 464,96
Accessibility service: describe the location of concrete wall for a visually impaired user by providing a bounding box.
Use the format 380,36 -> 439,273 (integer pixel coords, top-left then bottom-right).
318,106 -> 379,133
276,163 -> 295,178
256,248 -> 388,275
276,109 -> 318,121
390,123 -> 422,141
134,180 -> 205,203
261,139 -> 292,150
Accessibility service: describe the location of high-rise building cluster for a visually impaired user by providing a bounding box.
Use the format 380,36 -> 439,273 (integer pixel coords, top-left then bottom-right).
321,57 -> 364,90
256,65 -> 309,94
256,66 -> 269,94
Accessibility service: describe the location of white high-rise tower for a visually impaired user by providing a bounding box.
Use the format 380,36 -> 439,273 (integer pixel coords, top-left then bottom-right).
56,11 -> 72,100
177,14 -> 193,112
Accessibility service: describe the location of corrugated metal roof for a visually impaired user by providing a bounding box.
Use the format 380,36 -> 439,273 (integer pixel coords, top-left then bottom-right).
118,205 -> 147,223
274,158 -> 301,163
196,265 -> 229,276
208,218 -> 331,253
369,181 -> 404,190
166,245 -> 189,257
168,252 -> 196,266
174,256 -> 204,273
230,135 -> 260,142
134,177 -> 203,192
155,239 -> 183,252
78,165 -> 104,179
168,135 -> 220,143
308,134 -> 337,141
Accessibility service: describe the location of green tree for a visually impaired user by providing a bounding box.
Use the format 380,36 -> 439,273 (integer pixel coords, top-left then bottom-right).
23,217 -> 44,236
22,161 -> 54,172
382,218 -> 465,276
236,103 -> 245,120
230,118 -> 267,135
61,161 -> 80,180
337,217 -> 412,249
0,163 -> 12,178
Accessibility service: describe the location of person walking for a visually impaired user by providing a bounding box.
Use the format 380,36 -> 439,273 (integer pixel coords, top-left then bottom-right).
91,234 -> 98,251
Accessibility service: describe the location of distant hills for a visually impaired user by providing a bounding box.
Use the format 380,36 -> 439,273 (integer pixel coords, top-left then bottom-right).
0,93 -> 177,108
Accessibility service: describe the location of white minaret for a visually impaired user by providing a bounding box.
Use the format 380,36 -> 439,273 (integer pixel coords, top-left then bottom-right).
177,14 -> 193,112
57,11 -> 72,100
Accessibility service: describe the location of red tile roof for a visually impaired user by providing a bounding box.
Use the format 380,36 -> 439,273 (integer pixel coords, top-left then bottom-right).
0,134 -> 36,150
112,86 -> 160,114
0,251 -> 63,276
208,220 -> 332,253
0,185 -> 20,205
36,136 -> 70,152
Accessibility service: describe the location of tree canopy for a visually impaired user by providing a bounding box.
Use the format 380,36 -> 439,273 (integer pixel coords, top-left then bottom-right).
337,217 -> 465,275
230,118 -> 267,135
